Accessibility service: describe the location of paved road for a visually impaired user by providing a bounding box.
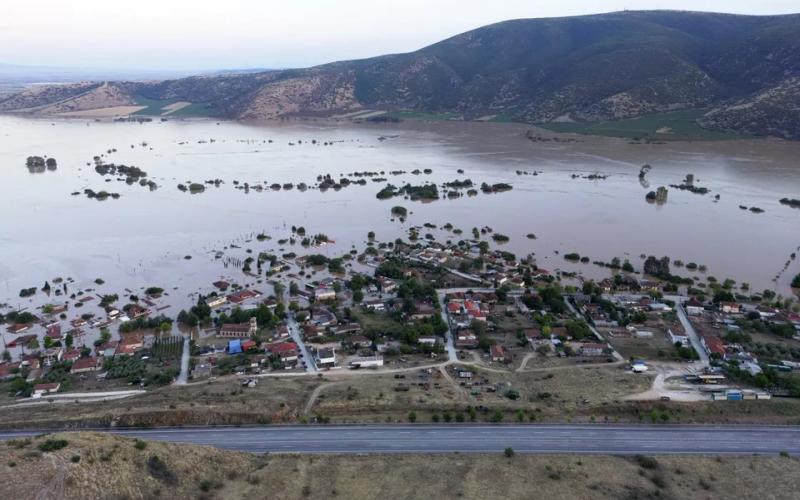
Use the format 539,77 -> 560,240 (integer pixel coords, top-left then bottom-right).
286,312 -> 317,373
674,301 -> 711,365
176,334 -> 190,385
3,424 -> 800,455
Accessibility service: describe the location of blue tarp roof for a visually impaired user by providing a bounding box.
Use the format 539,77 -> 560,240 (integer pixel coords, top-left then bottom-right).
228,339 -> 243,354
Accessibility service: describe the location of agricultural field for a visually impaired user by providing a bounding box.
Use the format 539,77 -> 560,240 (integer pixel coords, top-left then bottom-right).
538,109 -> 748,141
132,96 -> 212,117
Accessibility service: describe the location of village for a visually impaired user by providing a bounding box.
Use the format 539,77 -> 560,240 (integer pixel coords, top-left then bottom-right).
1,231 -> 799,418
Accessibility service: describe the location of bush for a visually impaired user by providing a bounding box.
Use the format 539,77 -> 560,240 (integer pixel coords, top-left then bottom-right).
134,439 -> 147,450
38,439 -> 68,452
408,411 -> 417,423
70,455 -> 81,463
147,455 -> 177,485
504,447 -> 515,458
635,454 -> 658,470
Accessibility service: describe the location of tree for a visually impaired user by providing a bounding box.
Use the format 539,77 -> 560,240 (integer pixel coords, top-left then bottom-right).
64,333 -> 74,349
504,447 -> 515,458
353,289 -> 364,303
792,273 -> 800,288
273,282 -> 285,301
408,411 -> 417,423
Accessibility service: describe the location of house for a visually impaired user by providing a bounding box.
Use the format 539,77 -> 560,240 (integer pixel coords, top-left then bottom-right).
720,302 -> 741,314
418,336 -> 439,345
525,329 -> 545,347
62,349 -> 82,362
377,277 -> 397,293
668,328 -> 689,347
314,287 -> 337,301
219,317 -> 258,338
20,355 -> 41,370
333,322 -> 362,335
685,298 -> 705,316
97,341 -> 119,357
311,308 -> 337,327
45,324 -> 62,340
579,343 -> 607,357
266,341 -> 299,363
70,318 -> 87,328
71,357 -> 99,374
126,304 -> 150,319
33,382 -> 60,395
490,344 -> 511,363
5,323 -> 30,334
41,348 -> 63,367
410,303 -> 436,320
316,348 -> 336,368
363,299 -> 385,311
275,325 -> 291,338
206,295 -> 227,308
116,336 -> 144,357
227,289 -> 261,305
702,335 -> 726,358
212,280 -> 230,291
349,356 -> 384,368
0,362 -> 21,381
241,339 -> 258,352
455,330 -> 478,349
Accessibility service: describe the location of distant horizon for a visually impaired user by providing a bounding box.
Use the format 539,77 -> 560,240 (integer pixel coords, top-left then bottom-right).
1,4 -> 798,73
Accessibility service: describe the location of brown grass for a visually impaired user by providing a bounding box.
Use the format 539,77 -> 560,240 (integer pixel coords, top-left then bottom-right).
2,432 -> 800,499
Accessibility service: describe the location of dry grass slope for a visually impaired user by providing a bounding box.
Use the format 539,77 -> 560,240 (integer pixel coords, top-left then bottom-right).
2,432 -> 800,500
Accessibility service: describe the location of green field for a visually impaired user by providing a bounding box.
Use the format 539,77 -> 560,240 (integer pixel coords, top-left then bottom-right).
385,110 -> 461,121
132,96 -> 213,117
538,109 -> 750,141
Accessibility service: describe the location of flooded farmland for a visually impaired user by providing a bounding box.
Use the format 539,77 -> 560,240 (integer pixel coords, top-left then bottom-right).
1,115 -> 799,345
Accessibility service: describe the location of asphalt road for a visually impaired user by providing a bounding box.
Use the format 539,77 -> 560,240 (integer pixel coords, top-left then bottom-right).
3,424 -> 800,455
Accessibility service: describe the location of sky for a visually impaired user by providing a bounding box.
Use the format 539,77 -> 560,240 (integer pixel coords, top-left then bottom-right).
0,0 -> 797,71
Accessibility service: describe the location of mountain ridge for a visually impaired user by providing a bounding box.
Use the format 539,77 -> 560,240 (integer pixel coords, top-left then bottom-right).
2,10 -> 799,138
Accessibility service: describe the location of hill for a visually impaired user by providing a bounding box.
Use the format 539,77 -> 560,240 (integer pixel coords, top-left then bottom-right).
2,432 -> 800,499
1,11 -> 800,138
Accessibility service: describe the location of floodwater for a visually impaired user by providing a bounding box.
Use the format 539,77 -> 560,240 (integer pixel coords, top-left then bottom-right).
1,115 -> 799,347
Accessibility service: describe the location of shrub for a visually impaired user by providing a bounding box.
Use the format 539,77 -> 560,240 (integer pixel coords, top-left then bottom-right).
504,447 -> 515,458
38,439 -> 68,452
134,439 -> 147,450
147,455 -> 177,485
70,455 -> 81,463
635,454 -> 658,470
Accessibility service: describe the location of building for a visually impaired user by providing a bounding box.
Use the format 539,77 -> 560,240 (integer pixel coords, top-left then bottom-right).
266,341 -> 299,364
219,317 -> 258,338
317,348 -> 336,368
5,323 -> 30,334
720,302 -> 741,314
206,296 -> 227,308
33,382 -> 60,395
579,343 -> 607,357
349,356 -> 384,368
363,299 -> 385,311
71,357 -> 99,374
490,344 -> 510,363
668,328 -> 689,347
314,287 -> 336,301
685,298 -> 705,316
